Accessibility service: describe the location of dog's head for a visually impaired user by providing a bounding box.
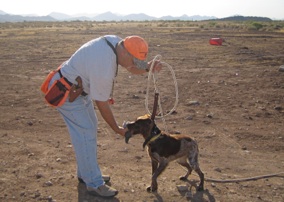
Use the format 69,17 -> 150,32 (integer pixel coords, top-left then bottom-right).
124,114 -> 153,144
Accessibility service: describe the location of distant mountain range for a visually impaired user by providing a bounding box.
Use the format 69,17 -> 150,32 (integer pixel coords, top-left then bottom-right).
0,10 -> 275,22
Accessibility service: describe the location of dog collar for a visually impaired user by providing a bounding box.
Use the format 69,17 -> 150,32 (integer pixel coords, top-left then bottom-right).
147,133 -> 161,145
143,124 -> 162,148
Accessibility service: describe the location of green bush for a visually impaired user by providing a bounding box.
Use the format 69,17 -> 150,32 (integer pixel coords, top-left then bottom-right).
251,22 -> 263,30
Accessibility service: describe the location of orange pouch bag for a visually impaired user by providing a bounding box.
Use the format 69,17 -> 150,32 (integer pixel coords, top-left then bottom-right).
41,70 -> 57,94
44,77 -> 71,107
41,66 -> 71,107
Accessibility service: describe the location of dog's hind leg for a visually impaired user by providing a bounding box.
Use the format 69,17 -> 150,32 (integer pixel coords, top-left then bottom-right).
188,151 -> 204,191
194,166 -> 204,191
177,157 -> 192,180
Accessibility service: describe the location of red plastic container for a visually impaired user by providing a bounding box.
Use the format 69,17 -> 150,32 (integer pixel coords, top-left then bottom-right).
209,38 -> 223,45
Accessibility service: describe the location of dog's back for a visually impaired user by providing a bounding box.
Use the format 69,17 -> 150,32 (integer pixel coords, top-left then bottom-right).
170,134 -> 195,142
148,133 -> 198,162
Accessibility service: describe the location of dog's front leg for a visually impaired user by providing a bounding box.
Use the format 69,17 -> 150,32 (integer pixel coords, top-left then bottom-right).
151,159 -> 158,175
148,149 -> 158,175
147,155 -> 168,192
147,159 -> 159,192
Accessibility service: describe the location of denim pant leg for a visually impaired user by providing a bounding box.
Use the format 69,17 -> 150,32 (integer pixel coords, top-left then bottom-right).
48,73 -> 104,188
57,96 -> 104,188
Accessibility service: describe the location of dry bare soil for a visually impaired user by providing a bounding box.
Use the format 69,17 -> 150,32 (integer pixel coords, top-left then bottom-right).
0,21 -> 284,202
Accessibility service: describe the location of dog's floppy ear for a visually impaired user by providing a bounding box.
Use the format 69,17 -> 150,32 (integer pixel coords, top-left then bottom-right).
137,114 -> 151,120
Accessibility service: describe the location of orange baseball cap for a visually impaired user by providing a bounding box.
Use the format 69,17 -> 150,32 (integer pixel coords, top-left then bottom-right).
123,36 -> 148,70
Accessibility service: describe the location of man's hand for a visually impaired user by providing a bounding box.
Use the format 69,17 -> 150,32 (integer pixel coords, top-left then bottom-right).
116,126 -> 128,137
95,100 -> 127,137
148,60 -> 162,72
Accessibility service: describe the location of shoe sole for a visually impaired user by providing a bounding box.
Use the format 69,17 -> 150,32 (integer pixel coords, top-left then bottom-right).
87,190 -> 118,198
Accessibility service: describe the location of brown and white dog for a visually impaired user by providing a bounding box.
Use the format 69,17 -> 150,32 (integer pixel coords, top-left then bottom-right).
124,114 -> 204,192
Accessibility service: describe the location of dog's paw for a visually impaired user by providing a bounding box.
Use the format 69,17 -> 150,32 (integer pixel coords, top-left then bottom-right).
197,186 -> 204,191
146,186 -> 157,192
179,176 -> 187,181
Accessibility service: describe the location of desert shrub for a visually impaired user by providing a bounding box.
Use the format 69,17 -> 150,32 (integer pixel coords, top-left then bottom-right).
215,24 -> 221,28
176,23 -> 183,27
250,22 -> 264,30
187,23 -> 197,27
271,22 -> 284,30
157,23 -> 168,27
273,24 -> 282,30
208,22 -> 216,27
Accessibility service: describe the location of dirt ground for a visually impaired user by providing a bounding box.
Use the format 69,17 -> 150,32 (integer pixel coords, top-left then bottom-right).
0,21 -> 284,202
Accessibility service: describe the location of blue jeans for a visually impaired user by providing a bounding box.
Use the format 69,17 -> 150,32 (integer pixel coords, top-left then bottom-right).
49,73 -> 104,189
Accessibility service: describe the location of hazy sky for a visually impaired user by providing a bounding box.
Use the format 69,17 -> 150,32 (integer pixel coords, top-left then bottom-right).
1,0 -> 284,19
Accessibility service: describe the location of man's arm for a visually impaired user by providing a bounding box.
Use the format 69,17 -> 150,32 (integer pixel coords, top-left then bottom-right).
95,100 -> 126,136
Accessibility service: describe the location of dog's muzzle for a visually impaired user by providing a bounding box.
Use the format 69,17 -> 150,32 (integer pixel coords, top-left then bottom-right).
123,121 -> 133,143
124,131 -> 132,143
